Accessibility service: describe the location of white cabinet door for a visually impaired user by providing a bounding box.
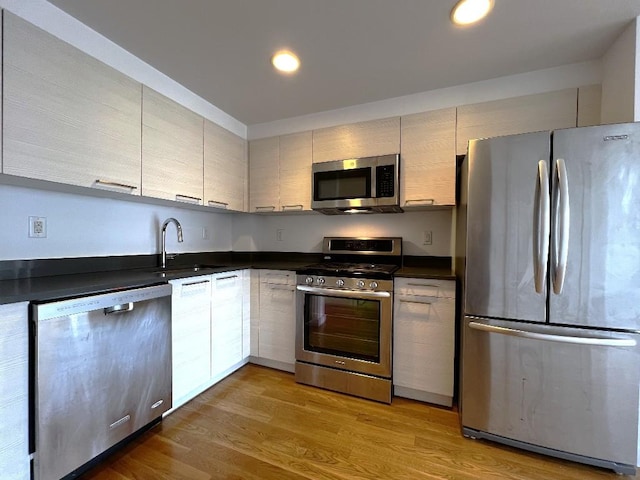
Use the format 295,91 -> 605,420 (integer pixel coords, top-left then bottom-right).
142,87 -> 204,204
312,117 -> 400,163
0,302 -> 30,480
249,137 -> 280,212
170,276 -> 212,408
258,270 -> 296,367
241,270 -> 251,359
3,13 -> 142,194
393,278 -> 456,407
211,271 -> 243,379
204,119 -> 248,211
279,131 -> 312,212
400,108 -> 456,207
456,88 -> 578,155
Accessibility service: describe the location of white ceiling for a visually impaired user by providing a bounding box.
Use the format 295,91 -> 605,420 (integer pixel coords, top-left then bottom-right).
47,0 -> 640,126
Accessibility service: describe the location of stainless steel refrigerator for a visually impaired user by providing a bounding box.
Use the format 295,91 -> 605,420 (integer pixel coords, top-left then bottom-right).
458,123 -> 640,475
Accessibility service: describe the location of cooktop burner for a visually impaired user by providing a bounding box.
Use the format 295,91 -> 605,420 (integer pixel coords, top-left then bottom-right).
297,237 -> 403,280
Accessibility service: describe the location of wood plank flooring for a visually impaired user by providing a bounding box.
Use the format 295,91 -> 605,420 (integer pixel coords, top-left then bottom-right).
82,364 -> 636,479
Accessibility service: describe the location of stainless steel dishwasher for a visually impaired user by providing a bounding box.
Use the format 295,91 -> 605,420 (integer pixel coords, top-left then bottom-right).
32,284 -> 172,480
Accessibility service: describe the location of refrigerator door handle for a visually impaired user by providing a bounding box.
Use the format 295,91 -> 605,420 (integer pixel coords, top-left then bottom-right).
533,160 -> 550,293
551,158 -> 570,295
468,320 -> 636,347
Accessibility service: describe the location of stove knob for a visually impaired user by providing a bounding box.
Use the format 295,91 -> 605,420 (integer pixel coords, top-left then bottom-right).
369,281 -> 378,289
336,279 -> 345,287
357,280 -> 365,288
305,276 -> 314,285
317,277 -> 326,285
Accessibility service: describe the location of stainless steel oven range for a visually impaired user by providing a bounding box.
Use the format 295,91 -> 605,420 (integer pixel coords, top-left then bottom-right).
295,237 -> 401,403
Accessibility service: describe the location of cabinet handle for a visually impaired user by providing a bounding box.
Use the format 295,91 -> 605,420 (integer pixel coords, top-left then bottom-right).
216,275 -> 238,281
404,199 -> 435,206
255,206 -> 276,212
407,283 -> 441,288
268,285 -> 295,291
94,179 -> 137,191
399,299 -> 432,306
208,200 -> 229,208
281,204 -> 303,211
176,194 -> 202,204
183,280 -> 211,287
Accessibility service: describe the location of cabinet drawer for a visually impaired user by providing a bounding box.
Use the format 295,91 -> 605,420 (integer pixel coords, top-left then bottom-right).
394,278 -> 455,298
259,270 -> 295,285
172,276 -> 212,298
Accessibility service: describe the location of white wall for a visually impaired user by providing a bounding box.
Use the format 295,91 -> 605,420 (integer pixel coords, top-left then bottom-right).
232,210 -> 452,257
0,185 -> 232,260
601,17 -> 639,124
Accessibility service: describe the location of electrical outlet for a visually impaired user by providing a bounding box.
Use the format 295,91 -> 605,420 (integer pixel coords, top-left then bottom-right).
276,229 -> 284,241
423,230 -> 432,245
29,216 -> 47,238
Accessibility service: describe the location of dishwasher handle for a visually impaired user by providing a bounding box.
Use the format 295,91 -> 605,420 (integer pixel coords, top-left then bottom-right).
104,302 -> 134,315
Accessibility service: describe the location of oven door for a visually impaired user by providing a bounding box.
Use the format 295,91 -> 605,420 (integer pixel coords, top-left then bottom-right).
295,285 -> 392,377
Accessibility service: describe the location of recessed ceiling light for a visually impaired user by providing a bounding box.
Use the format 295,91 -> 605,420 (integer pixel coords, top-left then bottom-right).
451,0 -> 494,26
271,50 -> 300,74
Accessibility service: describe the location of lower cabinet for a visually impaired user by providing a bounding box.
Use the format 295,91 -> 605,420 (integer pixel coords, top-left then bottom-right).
170,270 -> 248,410
393,278 -> 456,407
253,270 -> 296,371
211,271 -> 244,380
170,275 -> 213,409
0,302 -> 30,480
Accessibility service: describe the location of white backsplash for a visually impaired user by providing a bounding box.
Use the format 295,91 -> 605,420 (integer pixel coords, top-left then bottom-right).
232,209 -> 453,257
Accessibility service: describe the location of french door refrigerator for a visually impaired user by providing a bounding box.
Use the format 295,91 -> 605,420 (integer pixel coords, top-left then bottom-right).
459,123 -> 640,475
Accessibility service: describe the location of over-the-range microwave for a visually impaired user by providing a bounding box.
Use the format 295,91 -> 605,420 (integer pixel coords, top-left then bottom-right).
311,154 -> 402,214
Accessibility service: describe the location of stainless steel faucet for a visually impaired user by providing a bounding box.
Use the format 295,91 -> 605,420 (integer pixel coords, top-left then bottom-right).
160,218 -> 183,269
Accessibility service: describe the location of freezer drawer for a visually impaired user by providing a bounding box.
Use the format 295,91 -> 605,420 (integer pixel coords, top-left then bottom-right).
461,316 -> 640,470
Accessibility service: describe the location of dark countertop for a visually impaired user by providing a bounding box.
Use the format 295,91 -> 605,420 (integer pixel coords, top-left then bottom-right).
394,265 -> 456,280
0,252 -> 455,305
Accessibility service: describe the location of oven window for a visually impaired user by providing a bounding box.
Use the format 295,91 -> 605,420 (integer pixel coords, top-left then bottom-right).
304,294 -> 380,362
314,168 -> 371,201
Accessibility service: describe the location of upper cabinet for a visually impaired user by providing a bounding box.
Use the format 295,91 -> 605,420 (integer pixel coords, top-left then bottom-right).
312,117 -> 400,163
279,131 -> 312,211
456,88 -> 578,155
400,108 -> 456,207
142,86 -> 204,204
204,119 -> 248,212
249,132 -> 312,213
249,137 -> 280,212
3,12 -> 142,194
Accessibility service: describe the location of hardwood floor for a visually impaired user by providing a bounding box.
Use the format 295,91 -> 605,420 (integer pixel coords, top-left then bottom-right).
82,364 -> 635,479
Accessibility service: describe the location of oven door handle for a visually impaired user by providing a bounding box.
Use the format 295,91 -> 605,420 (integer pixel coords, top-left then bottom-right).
296,285 -> 391,299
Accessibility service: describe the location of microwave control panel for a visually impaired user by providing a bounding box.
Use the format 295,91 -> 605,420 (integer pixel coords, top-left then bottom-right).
376,165 -> 396,197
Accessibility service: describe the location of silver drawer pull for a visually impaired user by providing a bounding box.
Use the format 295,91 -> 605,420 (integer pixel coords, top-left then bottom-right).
217,275 -> 238,281
183,280 -> 211,287
208,200 -> 229,208
151,399 -> 164,409
104,303 -> 134,315
176,194 -> 202,204
407,283 -> 441,288
399,299 -> 432,306
281,204 -> 303,211
269,285 -> 295,291
109,414 -> 131,430
255,206 -> 276,212
94,179 -> 137,190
